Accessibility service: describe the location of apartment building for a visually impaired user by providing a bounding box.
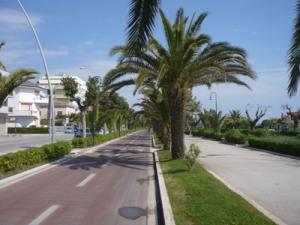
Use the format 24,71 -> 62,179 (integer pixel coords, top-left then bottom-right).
2,81 -> 48,128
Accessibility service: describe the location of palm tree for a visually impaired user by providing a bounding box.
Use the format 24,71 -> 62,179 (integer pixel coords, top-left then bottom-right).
288,1 -> 300,96
127,0 -> 161,51
227,110 -> 242,129
0,43 -> 37,106
134,85 -> 171,149
105,8 -> 255,159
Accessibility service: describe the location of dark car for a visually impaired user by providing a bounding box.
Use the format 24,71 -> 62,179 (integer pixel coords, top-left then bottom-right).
64,127 -> 74,134
74,129 -> 92,137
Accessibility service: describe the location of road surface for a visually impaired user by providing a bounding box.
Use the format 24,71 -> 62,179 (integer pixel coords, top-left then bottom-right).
186,135 -> 300,225
0,130 -> 157,225
0,133 -> 73,155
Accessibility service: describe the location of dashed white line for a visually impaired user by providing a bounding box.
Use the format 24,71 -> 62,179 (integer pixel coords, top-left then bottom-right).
76,173 -> 96,187
28,205 -> 60,225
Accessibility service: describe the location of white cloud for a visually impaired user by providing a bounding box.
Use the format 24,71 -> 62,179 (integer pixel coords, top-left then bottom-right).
0,8 -> 43,31
52,60 -> 117,79
1,47 -> 69,67
44,49 -> 69,56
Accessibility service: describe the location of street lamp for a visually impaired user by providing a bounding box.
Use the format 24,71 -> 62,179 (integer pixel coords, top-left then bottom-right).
17,0 -> 55,144
209,91 -> 218,112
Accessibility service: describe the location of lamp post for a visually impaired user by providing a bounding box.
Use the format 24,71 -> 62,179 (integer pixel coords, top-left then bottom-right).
209,91 -> 218,112
17,0 -> 55,144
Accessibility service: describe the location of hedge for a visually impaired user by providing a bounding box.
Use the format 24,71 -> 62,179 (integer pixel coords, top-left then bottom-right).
0,141 -> 71,176
8,127 -> 49,134
72,130 -> 134,148
191,128 -> 223,140
224,130 -> 247,144
250,128 -> 270,137
248,137 -> 300,157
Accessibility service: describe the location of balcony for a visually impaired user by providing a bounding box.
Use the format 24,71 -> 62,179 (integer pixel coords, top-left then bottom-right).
9,110 -> 39,117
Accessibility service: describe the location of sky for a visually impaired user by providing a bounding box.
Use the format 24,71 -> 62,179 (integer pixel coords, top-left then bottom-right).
0,0 -> 299,118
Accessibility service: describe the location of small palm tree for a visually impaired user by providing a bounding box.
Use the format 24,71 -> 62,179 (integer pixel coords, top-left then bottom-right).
105,8 -> 255,159
227,110 -> 242,129
0,42 -> 37,107
288,1 -> 300,96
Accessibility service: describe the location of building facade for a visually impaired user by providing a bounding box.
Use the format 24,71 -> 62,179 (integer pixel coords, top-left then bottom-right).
2,81 -> 48,128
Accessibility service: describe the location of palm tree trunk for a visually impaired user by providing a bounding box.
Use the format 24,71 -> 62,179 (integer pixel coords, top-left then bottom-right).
169,91 -> 185,159
81,110 -> 86,138
162,125 -> 170,150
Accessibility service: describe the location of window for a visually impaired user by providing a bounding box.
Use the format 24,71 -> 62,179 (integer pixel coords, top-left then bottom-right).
8,107 -> 13,113
3,99 -> 8,106
21,103 -> 32,111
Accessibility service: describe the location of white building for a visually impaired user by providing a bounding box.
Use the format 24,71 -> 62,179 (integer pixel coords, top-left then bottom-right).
1,81 -> 48,128
38,74 -> 87,104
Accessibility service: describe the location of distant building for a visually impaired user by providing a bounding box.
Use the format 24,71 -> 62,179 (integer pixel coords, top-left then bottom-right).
38,74 -> 86,104
1,81 -> 48,128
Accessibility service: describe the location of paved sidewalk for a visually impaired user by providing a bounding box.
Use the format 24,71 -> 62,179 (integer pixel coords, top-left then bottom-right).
185,135 -> 300,225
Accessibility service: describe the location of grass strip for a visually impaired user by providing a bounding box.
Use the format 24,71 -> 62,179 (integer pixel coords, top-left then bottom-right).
158,149 -> 275,225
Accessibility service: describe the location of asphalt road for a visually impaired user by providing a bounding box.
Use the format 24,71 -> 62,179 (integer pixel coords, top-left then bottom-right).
0,131 -> 157,225
185,135 -> 300,225
0,133 -> 73,155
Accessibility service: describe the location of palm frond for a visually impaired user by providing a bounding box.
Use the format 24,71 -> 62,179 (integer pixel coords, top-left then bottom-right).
127,0 -> 161,52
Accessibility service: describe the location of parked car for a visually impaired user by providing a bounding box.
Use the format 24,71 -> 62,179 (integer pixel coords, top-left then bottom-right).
64,127 -> 74,134
74,129 -> 92,137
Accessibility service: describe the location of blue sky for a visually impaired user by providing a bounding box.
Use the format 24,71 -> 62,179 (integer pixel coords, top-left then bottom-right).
0,0 -> 299,118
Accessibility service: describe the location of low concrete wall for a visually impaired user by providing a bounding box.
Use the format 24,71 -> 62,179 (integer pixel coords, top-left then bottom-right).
0,114 -> 7,136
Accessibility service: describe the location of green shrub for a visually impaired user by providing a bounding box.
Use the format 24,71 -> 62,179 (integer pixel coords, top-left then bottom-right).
225,130 -> 247,144
8,127 -> 49,134
185,144 -> 201,171
239,129 -> 251,136
251,128 -> 270,137
297,134 -> 300,140
0,141 -> 71,176
191,128 -> 222,140
248,137 -> 300,157
72,130 -> 133,148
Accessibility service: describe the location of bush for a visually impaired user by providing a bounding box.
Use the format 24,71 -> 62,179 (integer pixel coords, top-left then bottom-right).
0,141 -> 71,176
251,128 -> 270,137
72,130 -> 133,148
297,134 -> 300,140
8,127 -> 49,134
185,144 -> 201,171
248,137 -> 300,157
191,128 -> 223,140
225,130 -> 247,144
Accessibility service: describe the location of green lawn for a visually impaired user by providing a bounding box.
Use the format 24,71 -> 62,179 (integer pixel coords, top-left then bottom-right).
158,149 -> 275,225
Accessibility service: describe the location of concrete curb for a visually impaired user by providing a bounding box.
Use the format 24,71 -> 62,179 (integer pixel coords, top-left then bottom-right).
206,169 -> 287,225
151,134 -> 176,225
0,131 -> 139,189
153,149 -> 176,225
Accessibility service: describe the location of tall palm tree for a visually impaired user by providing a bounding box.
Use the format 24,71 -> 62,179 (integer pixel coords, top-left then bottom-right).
127,0 -> 161,51
288,1 -> 300,96
0,42 -> 37,107
134,85 -> 171,149
105,8 -> 255,159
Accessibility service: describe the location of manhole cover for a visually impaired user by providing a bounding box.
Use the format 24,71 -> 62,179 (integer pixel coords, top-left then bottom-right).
118,207 -> 146,220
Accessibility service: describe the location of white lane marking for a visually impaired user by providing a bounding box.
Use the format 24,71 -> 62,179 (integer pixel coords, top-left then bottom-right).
114,153 -> 120,157
28,205 -> 60,225
76,173 -> 96,187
